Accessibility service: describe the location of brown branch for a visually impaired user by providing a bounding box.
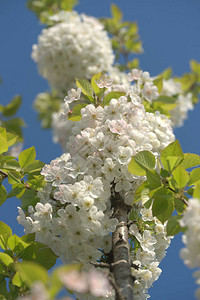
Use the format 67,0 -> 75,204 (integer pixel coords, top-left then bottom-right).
90,262 -> 111,269
0,169 -> 8,178
111,192 -> 134,300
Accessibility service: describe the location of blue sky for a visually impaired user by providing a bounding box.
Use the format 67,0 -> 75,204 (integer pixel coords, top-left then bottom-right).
0,0 -> 200,299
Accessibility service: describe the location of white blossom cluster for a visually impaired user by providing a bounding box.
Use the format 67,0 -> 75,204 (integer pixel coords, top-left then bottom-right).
32,11 -> 114,95
129,205 -> 173,299
51,69 -> 165,149
18,76 -> 175,299
161,79 -> 193,128
180,198 -> 200,299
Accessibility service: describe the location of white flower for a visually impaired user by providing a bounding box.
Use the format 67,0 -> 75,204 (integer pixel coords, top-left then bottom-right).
32,11 -> 114,95
140,230 -> 157,252
95,74 -> 113,88
64,88 -> 82,104
81,105 -> 104,127
127,69 -> 142,81
116,146 -> 133,165
161,79 -> 193,128
142,82 -> 159,102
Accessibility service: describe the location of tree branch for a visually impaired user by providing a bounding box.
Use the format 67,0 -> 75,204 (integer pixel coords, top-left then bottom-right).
111,192 -> 134,300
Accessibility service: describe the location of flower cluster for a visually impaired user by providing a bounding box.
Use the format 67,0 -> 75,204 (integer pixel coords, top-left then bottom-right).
52,69 -> 168,149
129,205 -> 173,299
18,75 -> 175,299
161,79 -> 193,128
32,11 -> 114,95
180,198 -> 200,299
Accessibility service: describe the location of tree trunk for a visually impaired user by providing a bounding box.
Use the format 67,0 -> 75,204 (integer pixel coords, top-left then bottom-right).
112,192 -> 134,300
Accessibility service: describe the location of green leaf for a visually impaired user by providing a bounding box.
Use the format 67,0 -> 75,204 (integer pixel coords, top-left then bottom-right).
21,242 -> 57,270
60,0 -> 78,11
174,198 -> 187,214
0,128 -> 8,154
3,96 -> 22,117
133,182 -> 148,203
103,91 -> 126,105
20,233 -> 35,243
127,58 -> 139,70
68,103 -> 87,121
146,170 -> 161,189
180,153 -> 200,169
172,166 -> 190,188
7,171 -> 21,185
0,253 -> 14,267
0,185 -> 7,206
128,157 -> 146,176
0,222 -> 12,250
166,215 -> 182,236
3,118 -> 25,141
91,72 -> 102,96
126,23 -> 138,37
15,262 -> 48,287
159,67 -> 172,80
12,272 -> 23,288
125,40 -> 143,53
160,140 -> 184,172
18,147 -> 36,168
21,190 -> 39,211
75,78 -> 94,99
23,160 -> 45,174
111,3 -> 122,22
188,167 -> 200,186
7,235 -> 29,254
6,132 -> 19,147
193,184 -> 200,198
161,140 -> 183,157
0,275 -> 8,297
7,185 -> 25,199
27,174 -> 45,189
190,60 -> 200,75
153,77 -> 163,94
3,159 -> 21,171
134,151 -> 156,171
154,95 -> 175,104
187,187 -> 194,196
152,188 -> 174,223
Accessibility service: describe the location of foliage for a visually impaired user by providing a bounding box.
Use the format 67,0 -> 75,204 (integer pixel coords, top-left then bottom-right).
0,221 -> 57,299
101,4 -> 142,71
176,60 -> 200,104
27,0 -> 78,23
0,96 -> 24,143
129,139 -> 200,234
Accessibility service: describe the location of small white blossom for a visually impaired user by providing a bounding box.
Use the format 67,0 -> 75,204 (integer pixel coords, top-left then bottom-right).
64,88 -> 82,104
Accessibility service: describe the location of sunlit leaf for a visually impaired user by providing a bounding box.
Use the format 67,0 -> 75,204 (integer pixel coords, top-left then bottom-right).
18,147 -> 36,168
16,262 -> 48,287
166,215 -> 182,236
0,128 -> 8,154
0,185 -> 7,206
172,166 -> 190,188
2,96 -> 22,117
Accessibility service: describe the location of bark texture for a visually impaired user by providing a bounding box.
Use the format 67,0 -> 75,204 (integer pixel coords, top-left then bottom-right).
112,192 -> 134,300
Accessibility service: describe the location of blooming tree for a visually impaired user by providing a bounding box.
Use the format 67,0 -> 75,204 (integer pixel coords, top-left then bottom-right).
0,1 -> 200,300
